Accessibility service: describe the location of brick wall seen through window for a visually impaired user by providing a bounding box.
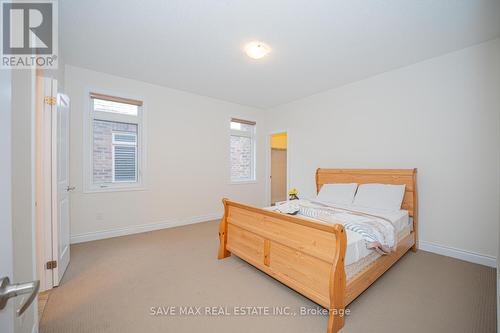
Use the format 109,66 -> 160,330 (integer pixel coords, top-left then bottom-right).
230,119 -> 255,182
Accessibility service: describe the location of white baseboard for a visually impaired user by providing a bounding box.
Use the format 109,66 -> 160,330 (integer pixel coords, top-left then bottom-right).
419,240 -> 496,268
70,214 -> 222,244
70,218 -> 497,268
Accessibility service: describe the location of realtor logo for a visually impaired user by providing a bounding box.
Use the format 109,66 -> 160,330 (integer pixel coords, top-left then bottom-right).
1,0 -> 57,68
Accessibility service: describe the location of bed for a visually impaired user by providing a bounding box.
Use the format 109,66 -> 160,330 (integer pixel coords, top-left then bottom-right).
217,168 -> 418,333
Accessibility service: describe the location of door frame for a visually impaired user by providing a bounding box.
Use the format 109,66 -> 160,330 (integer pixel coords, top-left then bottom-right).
266,129 -> 290,206
35,76 -> 58,292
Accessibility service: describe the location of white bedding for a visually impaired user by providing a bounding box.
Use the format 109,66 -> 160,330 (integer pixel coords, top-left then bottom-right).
301,203 -> 410,265
268,202 -> 411,266
338,206 -> 410,265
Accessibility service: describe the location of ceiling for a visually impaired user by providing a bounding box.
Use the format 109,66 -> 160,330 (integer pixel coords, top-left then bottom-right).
60,0 -> 500,109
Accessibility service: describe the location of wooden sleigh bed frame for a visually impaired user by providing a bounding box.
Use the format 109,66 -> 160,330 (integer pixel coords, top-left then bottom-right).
218,168 -> 418,333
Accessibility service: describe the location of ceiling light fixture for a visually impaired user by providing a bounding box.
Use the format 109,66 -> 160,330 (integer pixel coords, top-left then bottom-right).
244,41 -> 271,60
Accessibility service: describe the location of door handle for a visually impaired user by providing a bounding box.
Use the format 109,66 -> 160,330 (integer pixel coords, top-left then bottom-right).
0,277 -> 40,316
66,186 -> 76,192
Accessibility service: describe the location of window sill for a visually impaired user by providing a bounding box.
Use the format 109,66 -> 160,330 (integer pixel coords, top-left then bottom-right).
83,185 -> 146,194
229,180 -> 258,185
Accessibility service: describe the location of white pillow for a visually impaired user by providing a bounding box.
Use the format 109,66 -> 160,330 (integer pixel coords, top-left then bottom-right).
316,183 -> 358,205
353,183 -> 406,211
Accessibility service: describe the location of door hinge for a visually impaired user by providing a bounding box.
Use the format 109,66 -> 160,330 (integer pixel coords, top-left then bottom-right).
46,260 -> 57,270
44,96 -> 56,105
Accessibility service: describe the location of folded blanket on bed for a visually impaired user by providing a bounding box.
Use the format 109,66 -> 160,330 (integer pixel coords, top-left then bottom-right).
274,200 -> 397,254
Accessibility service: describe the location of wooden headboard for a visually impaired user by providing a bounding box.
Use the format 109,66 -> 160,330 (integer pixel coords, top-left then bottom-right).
316,168 -> 418,218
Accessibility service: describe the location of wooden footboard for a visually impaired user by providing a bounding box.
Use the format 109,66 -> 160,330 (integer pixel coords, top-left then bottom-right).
218,199 -> 347,333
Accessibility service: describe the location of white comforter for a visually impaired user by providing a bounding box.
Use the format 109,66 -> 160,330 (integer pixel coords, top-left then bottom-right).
273,199 -> 399,254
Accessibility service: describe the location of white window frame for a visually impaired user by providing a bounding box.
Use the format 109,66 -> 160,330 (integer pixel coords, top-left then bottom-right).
83,90 -> 146,193
229,118 -> 257,184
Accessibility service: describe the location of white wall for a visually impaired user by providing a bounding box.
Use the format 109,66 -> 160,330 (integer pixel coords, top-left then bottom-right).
66,65 -> 266,241
67,39 -> 499,265
41,2 -> 66,92
265,39 -> 500,263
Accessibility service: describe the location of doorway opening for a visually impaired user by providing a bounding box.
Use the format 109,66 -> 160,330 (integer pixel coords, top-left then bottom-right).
270,132 -> 288,205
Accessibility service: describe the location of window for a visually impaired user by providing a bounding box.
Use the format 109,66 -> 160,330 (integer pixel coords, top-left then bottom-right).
87,92 -> 143,191
230,118 -> 256,182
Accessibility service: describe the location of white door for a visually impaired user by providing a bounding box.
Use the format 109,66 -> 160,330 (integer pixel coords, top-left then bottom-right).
53,93 -> 71,286
0,64 -> 15,333
1,68 -> 39,333
271,148 -> 287,204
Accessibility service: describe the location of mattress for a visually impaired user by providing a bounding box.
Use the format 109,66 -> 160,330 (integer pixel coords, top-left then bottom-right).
345,224 -> 412,281
275,203 -> 411,266
337,205 -> 411,266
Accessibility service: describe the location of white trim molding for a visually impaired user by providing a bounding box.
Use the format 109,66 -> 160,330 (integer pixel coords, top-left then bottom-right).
419,240 -> 496,268
82,87 -> 147,193
70,216 -> 498,268
70,214 -> 221,244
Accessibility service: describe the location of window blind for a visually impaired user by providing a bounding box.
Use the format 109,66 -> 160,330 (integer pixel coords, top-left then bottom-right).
231,118 -> 256,126
113,146 -> 137,182
90,92 -> 143,106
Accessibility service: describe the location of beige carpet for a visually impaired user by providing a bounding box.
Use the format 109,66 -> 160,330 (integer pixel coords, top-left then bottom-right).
40,220 -> 497,333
